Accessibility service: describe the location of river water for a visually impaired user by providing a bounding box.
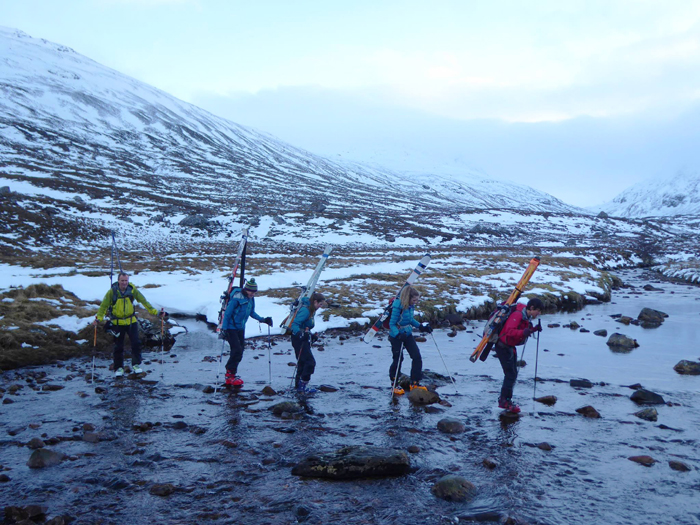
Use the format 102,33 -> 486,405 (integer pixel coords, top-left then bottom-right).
1,269 -> 698,524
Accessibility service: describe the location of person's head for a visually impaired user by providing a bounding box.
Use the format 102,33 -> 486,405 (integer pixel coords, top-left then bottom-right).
243,278 -> 258,298
399,285 -> 420,309
309,292 -> 326,314
526,297 -> 544,319
117,272 -> 129,291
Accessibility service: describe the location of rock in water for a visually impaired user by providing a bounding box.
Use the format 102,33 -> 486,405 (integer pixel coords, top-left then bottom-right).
407,387 -> 440,405
576,405 -> 601,418
27,449 -> 65,468
431,475 -> 476,502
534,395 -> 557,406
437,418 -> 466,434
637,307 -> 668,328
629,455 -> 656,467
673,360 -> 700,375
634,408 -> 658,422
630,389 -> 665,405
291,445 -> 410,479
606,333 -> 639,351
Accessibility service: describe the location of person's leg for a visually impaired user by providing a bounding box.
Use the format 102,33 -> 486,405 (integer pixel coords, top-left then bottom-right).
128,322 -> 142,366
291,332 -> 304,387
224,329 -> 244,375
298,337 -> 316,382
113,326 -> 127,371
495,343 -> 517,401
388,336 -> 404,381
403,335 -> 423,384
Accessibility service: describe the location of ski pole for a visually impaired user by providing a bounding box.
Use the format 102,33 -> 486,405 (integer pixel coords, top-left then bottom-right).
267,325 -> 272,385
430,333 -> 458,393
160,309 -> 165,383
215,337 -> 226,394
391,348 -> 404,399
91,321 -> 97,383
533,320 -> 541,399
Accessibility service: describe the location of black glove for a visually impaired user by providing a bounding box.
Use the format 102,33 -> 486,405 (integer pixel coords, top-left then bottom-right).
311,333 -> 319,343
419,323 -> 433,334
263,317 -> 273,326
532,322 -> 543,333
523,328 -> 532,338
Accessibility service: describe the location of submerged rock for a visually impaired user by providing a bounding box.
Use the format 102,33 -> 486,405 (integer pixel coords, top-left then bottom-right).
606,333 -> 639,351
436,418 -> 466,434
27,449 -> 65,468
150,483 -> 176,496
291,445 -> 410,479
570,379 -> 593,388
431,475 -> 476,502
634,408 -> 658,422
673,360 -> 700,375
535,395 -> 557,406
637,307 -> 668,328
668,460 -> 691,472
407,387 -> 439,405
630,389 -> 665,405
629,455 -> 656,467
593,329 -> 608,337
269,401 -> 303,416
576,405 -> 601,418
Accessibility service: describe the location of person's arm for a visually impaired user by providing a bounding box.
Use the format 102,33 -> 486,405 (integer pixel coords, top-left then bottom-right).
132,287 -> 158,316
95,289 -> 113,321
249,300 -> 264,323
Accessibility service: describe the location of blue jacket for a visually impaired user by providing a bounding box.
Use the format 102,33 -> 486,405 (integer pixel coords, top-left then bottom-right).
223,290 -> 263,330
291,297 -> 315,335
388,298 -> 420,338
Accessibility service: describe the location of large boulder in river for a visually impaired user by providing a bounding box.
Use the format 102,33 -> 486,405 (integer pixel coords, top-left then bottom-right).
431,475 -> 476,502
606,333 -> 639,352
291,446 -> 410,479
630,389 -> 665,405
673,360 -> 700,375
27,449 -> 65,468
637,308 -> 668,328
407,387 -> 440,405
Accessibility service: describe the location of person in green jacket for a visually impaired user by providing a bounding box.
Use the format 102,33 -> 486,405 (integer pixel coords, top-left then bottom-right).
94,272 -> 162,377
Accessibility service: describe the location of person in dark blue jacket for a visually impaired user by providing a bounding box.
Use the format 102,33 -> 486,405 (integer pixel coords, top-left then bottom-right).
388,285 -> 432,395
222,278 -> 272,386
290,292 -> 326,394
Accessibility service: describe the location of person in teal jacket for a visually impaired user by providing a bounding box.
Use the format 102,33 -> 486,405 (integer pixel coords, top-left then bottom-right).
388,285 -> 432,395
222,278 -> 272,386
290,292 -> 326,394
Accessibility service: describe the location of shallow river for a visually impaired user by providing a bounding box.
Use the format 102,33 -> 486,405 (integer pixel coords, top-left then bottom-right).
1,269 -> 699,525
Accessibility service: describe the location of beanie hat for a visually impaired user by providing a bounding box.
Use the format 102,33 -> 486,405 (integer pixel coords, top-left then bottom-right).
243,278 -> 258,292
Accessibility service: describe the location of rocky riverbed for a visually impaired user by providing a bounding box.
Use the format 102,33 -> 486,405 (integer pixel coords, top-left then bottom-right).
1,269 -> 699,525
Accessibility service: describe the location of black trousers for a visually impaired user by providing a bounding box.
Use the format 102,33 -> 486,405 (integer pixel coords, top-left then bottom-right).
224,329 -> 246,375
389,333 -> 422,384
291,332 -> 316,384
495,341 -> 518,400
114,323 -> 141,369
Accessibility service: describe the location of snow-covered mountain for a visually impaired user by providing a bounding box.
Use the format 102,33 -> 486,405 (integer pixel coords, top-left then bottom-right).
593,169 -> 700,218
0,27 -> 580,252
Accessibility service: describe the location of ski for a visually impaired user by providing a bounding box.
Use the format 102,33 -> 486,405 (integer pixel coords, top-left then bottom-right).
280,245 -> 333,332
363,254 -> 431,344
216,226 -> 250,335
469,256 -> 540,363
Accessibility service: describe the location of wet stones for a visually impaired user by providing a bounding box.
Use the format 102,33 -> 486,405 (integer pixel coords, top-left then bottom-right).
269,401 -> 303,417
606,333 -> 639,351
482,457 -> 499,470
407,387 -> 439,405
291,445 -> 410,479
535,395 -> 557,406
150,483 -> 176,496
593,329 -> 608,337
637,307 -> 668,328
4,506 -> 48,523
261,386 -> 277,396
668,460 -> 691,472
41,384 -> 65,391
628,455 -> 656,467
673,360 -> 700,375
27,449 -> 66,468
630,389 -> 665,405
431,475 -> 476,502
27,437 -> 45,449
318,384 -> 338,393
437,418 -> 466,434
576,405 -> 601,418
570,379 -> 593,388
634,408 -> 658,422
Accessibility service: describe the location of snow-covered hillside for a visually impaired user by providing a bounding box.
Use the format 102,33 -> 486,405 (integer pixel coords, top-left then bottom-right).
0,26 -> 581,254
593,169 -> 700,218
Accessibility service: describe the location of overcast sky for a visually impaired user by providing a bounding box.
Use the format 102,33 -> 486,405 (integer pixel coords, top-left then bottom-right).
4,0 -> 700,207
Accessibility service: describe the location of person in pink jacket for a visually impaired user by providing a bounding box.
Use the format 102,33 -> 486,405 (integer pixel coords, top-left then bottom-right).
495,298 -> 544,413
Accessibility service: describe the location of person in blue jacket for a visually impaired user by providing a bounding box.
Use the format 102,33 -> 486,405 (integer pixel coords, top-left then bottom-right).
388,285 -> 432,395
222,278 -> 272,386
290,292 -> 326,394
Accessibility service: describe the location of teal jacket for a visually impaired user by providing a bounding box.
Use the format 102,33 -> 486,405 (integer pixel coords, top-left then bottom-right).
223,290 -> 263,330
388,298 -> 420,338
291,297 -> 315,335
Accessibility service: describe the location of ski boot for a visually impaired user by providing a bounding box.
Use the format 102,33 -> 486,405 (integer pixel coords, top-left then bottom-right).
296,380 -> 318,394
498,397 -> 521,414
409,382 -> 427,392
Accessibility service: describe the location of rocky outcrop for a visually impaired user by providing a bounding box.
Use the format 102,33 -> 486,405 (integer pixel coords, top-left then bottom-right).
291,446 -> 410,479
673,360 -> 700,375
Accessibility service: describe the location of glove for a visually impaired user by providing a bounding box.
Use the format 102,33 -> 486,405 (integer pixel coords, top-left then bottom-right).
311,333 -> 319,343
161,310 -> 169,318
532,322 -> 543,333
419,323 -> 433,334
263,317 -> 273,326
523,328 -> 532,338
